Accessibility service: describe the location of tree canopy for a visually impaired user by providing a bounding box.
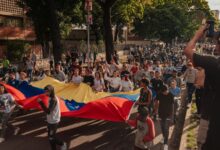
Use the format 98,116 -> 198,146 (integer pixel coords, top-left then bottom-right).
18,0 -> 215,62
133,0 -> 215,43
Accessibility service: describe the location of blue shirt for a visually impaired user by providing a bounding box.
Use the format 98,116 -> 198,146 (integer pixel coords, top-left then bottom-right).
169,87 -> 181,97
7,79 -> 19,88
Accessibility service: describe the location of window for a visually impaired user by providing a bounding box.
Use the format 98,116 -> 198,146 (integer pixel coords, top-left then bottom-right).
0,16 -> 23,27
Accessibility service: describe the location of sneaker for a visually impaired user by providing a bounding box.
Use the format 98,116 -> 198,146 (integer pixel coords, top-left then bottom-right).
14,127 -> 20,135
160,138 -> 164,144
61,142 -> 67,150
0,138 -> 5,143
164,144 -> 168,150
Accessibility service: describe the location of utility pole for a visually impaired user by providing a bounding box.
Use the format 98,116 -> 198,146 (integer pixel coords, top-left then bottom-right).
85,0 -> 93,62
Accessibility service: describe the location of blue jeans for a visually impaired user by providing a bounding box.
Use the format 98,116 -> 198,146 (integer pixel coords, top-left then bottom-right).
187,83 -> 195,103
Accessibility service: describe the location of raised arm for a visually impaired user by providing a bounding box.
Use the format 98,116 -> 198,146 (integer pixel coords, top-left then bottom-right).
184,25 -> 208,61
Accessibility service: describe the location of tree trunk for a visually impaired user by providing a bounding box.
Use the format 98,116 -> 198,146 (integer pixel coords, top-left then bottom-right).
103,5 -> 114,63
41,40 -> 49,58
46,0 -> 62,63
170,89 -> 188,149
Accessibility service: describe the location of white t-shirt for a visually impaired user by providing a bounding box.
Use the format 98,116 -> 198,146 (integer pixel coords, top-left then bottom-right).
71,75 -> 83,84
185,68 -> 197,83
104,74 -> 121,89
0,93 -> 15,113
109,64 -> 117,76
47,97 -> 61,124
120,80 -> 133,92
54,71 -> 66,82
135,120 -> 149,149
26,60 -> 34,70
94,78 -> 105,92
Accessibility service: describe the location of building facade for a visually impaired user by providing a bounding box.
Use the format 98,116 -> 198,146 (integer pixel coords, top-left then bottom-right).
211,10 -> 220,21
0,0 -> 36,58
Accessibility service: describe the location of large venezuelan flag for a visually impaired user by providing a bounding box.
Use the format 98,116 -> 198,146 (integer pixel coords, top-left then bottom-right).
2,77 -> 140,122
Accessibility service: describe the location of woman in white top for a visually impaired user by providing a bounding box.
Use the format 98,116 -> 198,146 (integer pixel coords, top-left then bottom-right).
37,85 -> 67,150
93,72 -> 105,92
71,68 -> 83,84
120,75 -> 133,92
104,71 -> 121,92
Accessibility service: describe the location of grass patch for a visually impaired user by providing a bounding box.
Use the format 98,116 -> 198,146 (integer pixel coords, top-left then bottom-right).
186,102 -> 200,150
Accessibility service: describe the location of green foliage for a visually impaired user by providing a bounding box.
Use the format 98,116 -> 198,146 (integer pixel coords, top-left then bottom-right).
90,1 -> 104,43
133,0 -> 215,43
112,0 -> 145,24
19,0 -> 85,41
6,41 -> 30,62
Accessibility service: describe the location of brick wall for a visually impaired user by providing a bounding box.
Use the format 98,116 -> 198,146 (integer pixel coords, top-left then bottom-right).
0,0 -> 23,16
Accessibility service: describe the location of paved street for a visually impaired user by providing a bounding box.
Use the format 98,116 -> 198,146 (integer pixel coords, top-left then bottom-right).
0,110 -> 175,150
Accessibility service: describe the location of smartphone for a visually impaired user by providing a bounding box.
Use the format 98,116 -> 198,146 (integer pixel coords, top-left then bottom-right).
206,20 -> 215,38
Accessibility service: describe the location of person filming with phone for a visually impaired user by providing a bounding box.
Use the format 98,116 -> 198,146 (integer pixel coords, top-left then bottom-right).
184,20 -> 220,150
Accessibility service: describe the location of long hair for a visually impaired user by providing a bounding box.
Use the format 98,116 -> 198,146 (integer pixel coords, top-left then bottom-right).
44,85 -> 56,101
0,84 -> 8,94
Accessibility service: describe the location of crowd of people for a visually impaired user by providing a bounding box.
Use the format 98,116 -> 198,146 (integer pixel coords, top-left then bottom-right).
0,38 -> 218,150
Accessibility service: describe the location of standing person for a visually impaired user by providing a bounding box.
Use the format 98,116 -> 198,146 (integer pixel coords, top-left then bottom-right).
167,70 -> 182,88
136,79 -> 152,114
150,71 -> 164,95
184,24 -> 220,150
26,57 -> 34,82
53,64 -> 66,82
169,81 -> 181,123
175,61 -> 183,73
93,72 -> 105,92
7,72 -> 19,88
2,56 -> 10,74
83,68 -> 94,86
163,61 -> 175,83
120,63 -> 130,77
31,52 -> 37,71
104,71 -> 121,92
184,62 -> 197,104
37,85 -> 67,150
0,84 -> 20,143
153,60 -> 163,73
71,68 -> 83,84
120,75 -> 133,92
127,107 -> 155,150
154,85 -> 174,150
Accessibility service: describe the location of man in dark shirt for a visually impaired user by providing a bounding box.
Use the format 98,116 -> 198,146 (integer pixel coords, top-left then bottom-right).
150,71 -> 164,94
7,72 -> 19,88
154,85 -> 174,150
120,63 -> 130,78
184,24 -> 220,150
83,68 -> 94,86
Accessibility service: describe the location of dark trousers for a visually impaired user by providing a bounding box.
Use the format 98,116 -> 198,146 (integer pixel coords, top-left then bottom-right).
187,83 -> 195,103
27,69 -> 33,82
109,86 -> 119,93
160,118 -> 170,144
0,112 -> 17,138
0,113 -> 12,138
195,88 -> 204,114
47,123 -> 64,150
